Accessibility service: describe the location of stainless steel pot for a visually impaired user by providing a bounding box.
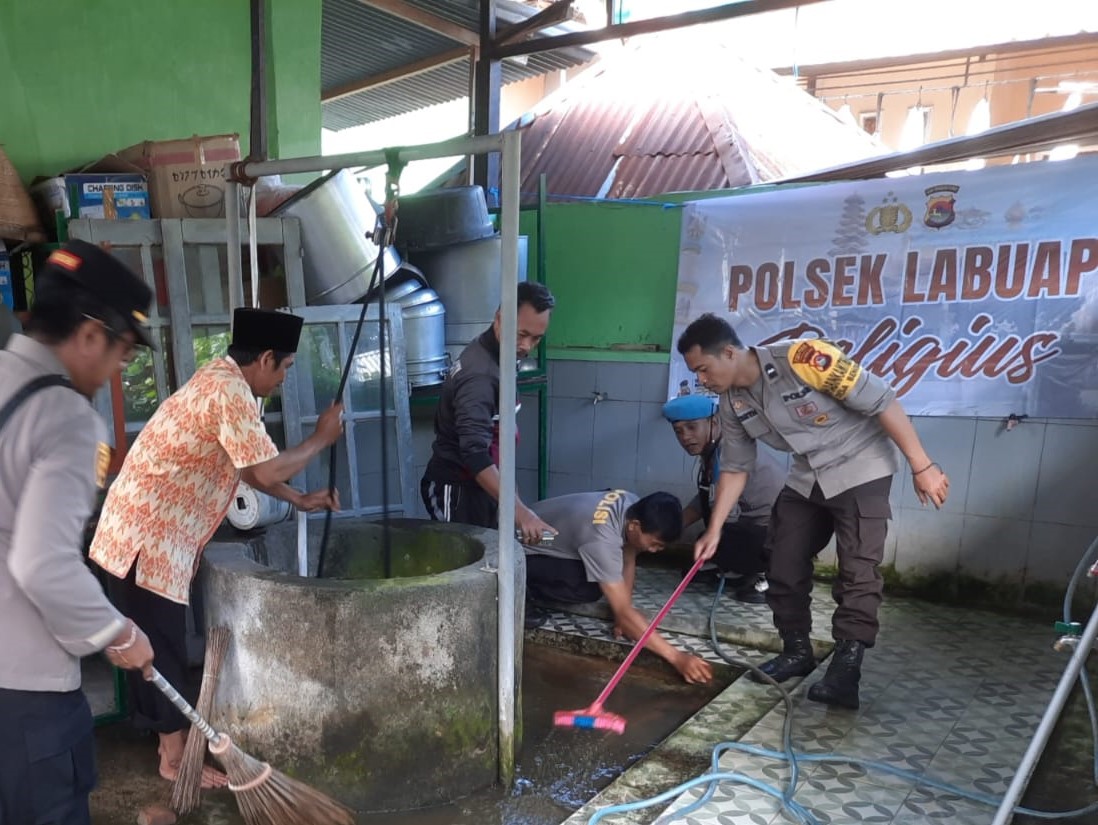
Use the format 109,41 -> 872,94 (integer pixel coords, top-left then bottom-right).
409,235 -> 528,355
272,169 -> 402,305
364,268 -> 449,388
395,186 -> 494,254
399,288 -> 449,388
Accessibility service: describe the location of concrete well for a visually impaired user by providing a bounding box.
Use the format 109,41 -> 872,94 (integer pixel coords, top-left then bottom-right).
199,518 -> 523,811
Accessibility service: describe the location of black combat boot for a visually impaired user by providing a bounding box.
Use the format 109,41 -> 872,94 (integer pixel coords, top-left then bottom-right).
807,639 -> 866,709
750,632 -> 815,683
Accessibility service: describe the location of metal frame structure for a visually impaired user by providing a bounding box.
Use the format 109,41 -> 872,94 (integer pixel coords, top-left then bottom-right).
280,304 -> 417,520
67,217 -> 306,447
225,129 -> 523,783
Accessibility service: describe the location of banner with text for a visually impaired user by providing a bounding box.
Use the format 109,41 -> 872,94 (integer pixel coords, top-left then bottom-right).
670,157 -> 1098,418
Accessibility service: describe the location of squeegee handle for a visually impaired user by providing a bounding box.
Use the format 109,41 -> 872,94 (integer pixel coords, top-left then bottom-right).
147,668 -> 220,743
592,554 -> 708,708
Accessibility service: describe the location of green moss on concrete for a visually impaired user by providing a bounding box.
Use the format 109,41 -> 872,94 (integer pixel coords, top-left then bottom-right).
812,559 -> 1081,618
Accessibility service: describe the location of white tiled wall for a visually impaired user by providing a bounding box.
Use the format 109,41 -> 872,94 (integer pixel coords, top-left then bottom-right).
408,357 -> 1098,599
542,358 -> 1098,597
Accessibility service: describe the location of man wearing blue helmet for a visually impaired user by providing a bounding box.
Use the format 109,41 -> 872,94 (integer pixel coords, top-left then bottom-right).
662,393 -> 785,603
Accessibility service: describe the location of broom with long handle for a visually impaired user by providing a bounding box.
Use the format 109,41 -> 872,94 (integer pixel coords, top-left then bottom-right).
147,668 -> 355,825
170,625 -> 231,815
554,555 -> 707,734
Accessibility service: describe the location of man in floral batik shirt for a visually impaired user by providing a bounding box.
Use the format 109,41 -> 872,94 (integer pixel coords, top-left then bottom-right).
90,308 -> 343,786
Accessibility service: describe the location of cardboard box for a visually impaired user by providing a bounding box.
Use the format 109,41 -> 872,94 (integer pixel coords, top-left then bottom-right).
0,243 -> 14,311
117,134 -> 241,219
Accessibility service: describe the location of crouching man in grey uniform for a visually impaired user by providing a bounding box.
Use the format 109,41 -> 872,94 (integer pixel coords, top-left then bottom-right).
677,314 -> 949,709
526,490 -> 713,685
0,241 -> 156,824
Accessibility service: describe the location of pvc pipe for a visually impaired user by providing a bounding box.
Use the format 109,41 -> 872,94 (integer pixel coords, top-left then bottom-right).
237,133 -> 505,180
496,129 -> 521,786
296,510 -> 308,577
225,181 -> 244,315
990,596 -> 1098,825
248,184 -> 260,308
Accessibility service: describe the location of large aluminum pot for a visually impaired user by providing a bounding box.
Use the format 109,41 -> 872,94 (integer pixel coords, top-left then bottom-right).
272,169 -> 402,305
398,288 -> 449,388
363,268 -> 449,389
409,235 -> 527,361
395,186 -> 494,254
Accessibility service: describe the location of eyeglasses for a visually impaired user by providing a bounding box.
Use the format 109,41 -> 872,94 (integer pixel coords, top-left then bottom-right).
83,314 -> 138,367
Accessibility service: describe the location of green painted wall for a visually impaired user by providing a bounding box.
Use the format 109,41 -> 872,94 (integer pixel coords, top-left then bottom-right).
524,202 -> 685,363
524,187 -> 808,363
0,0 -> 320,182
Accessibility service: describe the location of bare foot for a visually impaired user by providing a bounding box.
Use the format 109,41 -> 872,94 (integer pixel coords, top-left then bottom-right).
201,764 -> 229,788
158,760 -> 228,789
137,803 -> 177,825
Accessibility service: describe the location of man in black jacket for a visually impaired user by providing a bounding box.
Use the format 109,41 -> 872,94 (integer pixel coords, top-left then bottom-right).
421,282 -> 557,544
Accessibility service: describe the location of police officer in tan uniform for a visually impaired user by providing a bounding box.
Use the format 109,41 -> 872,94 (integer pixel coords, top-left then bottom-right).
0,241 -> 156,824
677,314 -> 949,709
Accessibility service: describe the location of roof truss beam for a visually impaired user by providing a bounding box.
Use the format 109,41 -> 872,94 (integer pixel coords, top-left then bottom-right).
363,0 -> 479,46
494,0 -> 574,48
322,45 -> 473,102
490,0 -> 833,60
781,102 -> 1098,182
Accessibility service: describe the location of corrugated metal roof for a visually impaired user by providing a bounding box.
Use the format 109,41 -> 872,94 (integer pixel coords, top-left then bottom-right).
607,155 -> 731,200
321,0 -> 594,131
447,32 -> 886,203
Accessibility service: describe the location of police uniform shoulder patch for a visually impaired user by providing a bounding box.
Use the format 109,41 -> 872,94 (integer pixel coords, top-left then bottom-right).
787,340 -> 862,401
95,442 -> 111,489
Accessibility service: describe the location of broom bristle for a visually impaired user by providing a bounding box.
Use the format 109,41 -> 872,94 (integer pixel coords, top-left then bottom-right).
170,626 -> 231,815
210,736 -> 355,825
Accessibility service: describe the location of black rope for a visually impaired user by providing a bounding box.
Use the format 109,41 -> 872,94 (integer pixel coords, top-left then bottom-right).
315,156 -> 404,579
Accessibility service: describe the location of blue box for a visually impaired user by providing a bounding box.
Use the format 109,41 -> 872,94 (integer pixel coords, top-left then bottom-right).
30,171 -> 150,232
0,245 -> 14,311
66,173 -> 150,220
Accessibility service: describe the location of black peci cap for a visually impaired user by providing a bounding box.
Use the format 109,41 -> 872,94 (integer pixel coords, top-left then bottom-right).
231,308 -> 304,354
44,240 -> 155,348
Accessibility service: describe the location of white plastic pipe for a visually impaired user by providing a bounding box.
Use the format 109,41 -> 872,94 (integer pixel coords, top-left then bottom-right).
296,510 -> 308,577
225,180 -> 244,315
496,129 -> 521,785
236,133 -> 505,179
248,185 -> 260,309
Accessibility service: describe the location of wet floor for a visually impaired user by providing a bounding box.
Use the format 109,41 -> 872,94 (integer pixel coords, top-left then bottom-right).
1015,659 -> 1098,825
90,643 -> 732,825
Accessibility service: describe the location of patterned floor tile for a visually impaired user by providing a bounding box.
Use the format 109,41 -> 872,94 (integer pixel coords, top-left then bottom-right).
806,760 -> 917,793
892,785 -> 997,825
924,750 -> 1018,797
654,783 -> 782,825
551,566 -> 1061,825
772,780 -> 911,825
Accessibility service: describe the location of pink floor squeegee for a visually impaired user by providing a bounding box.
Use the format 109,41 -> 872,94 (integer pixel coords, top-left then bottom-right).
553,555 -> 708,734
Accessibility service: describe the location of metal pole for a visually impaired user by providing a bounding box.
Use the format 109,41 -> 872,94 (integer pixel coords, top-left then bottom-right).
496,129 -> 521,786
991,598 -> 1098,825
225,181 -> 244,314
237,133 -> 505,180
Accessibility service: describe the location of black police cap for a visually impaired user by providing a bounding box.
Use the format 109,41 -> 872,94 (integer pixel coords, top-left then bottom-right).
44,240 -> 155,349
231,308 -> 304,354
